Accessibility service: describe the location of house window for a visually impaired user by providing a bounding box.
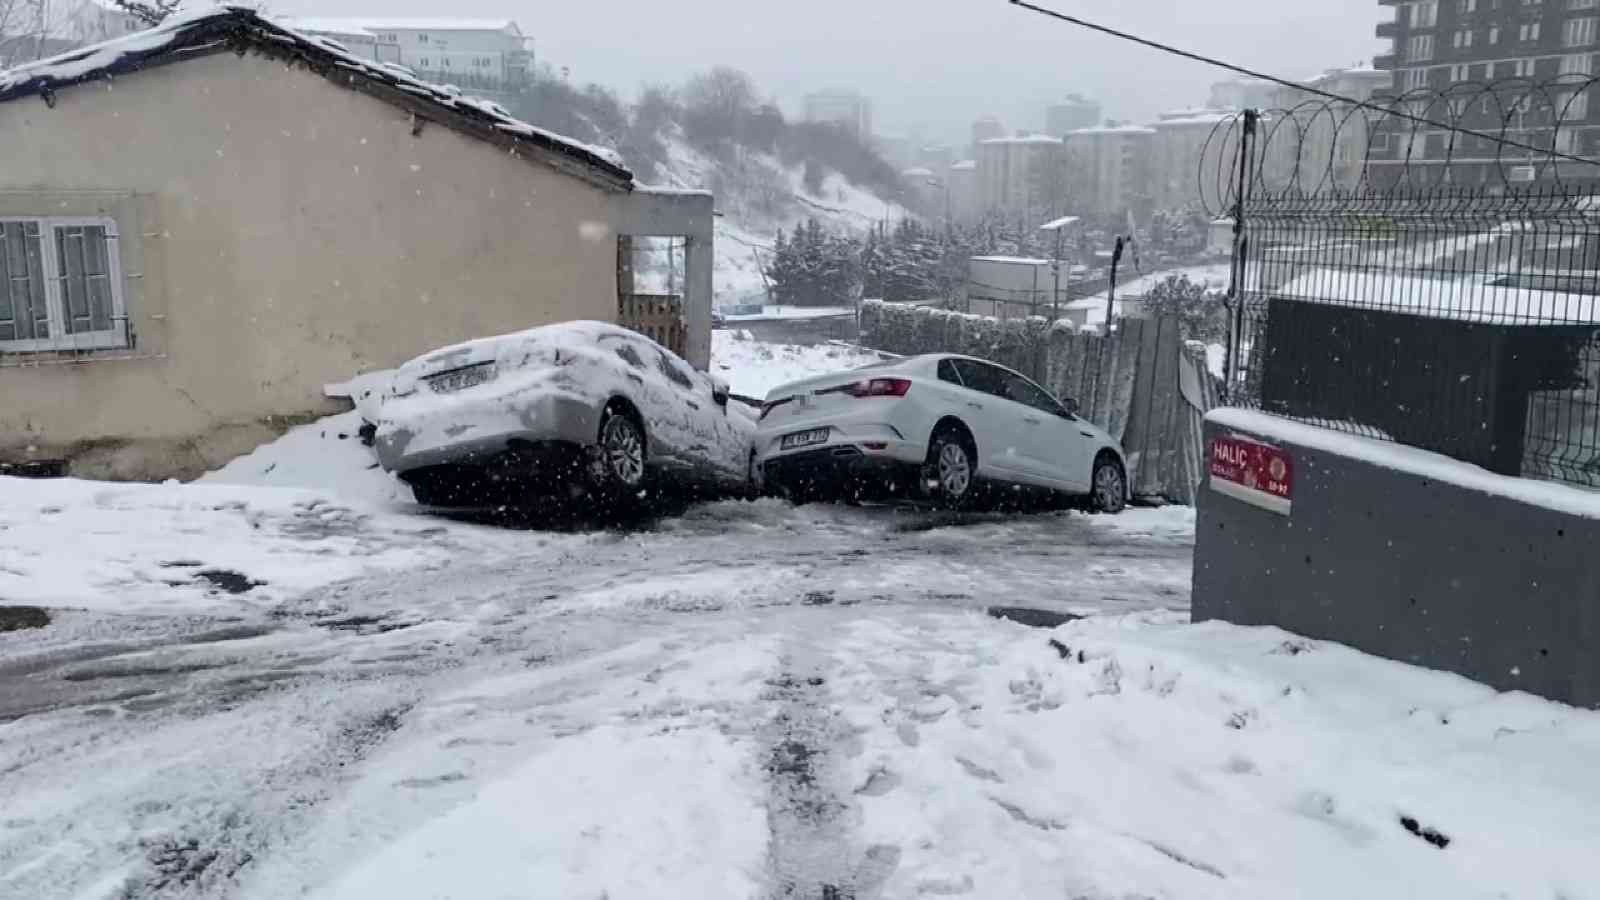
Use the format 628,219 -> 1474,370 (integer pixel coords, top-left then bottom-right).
1460,0 -> 1478,11
1562,88 -> 1590,119
1454,29 -> 1475,47
418,33 -> 429,44
442,57 -> 450,67
1515,56 -> 1538,76
1574,0 -> 1599,8
0,218 -> 127,353
1561,51 -> 1594,72
1451,63 -> 1472,80
1406,66 -> 1431,89
419,57 -> 430,68
1520,21 -> 1542,41
1411,0 -> 1439,27
1408,34 -> 1436,60
1565,16 -> 1597,45
1490,25 -> 1501,43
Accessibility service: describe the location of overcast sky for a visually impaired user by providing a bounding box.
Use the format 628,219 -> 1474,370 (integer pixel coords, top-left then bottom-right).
268,0 -> 1387,145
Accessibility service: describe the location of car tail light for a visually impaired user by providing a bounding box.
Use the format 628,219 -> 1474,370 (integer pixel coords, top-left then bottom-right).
839,378 -> 911,398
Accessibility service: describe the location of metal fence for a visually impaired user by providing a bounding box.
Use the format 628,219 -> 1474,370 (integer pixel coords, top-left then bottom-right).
1201,81 -> 1600,489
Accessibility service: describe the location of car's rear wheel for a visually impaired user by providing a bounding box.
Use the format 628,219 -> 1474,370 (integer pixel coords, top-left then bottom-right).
926,427 -> 978,509
592,404 -> 647,497
1090,453 -> 1127,514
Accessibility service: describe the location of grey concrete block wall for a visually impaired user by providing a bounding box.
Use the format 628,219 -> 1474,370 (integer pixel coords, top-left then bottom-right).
1193,411 -> 1600,709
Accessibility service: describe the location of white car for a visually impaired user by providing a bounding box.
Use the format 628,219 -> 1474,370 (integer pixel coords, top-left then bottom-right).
372,321 -> 754,507
754,354 -> 1128,511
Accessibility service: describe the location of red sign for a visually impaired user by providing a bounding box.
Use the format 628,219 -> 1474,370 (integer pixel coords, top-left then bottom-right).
1209,434 -> 1293,515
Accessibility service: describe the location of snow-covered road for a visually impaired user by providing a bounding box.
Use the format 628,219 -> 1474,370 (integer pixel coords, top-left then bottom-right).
4,494 -> 1597,899
0,492 -> 1197,899
4,334 -> 1598,899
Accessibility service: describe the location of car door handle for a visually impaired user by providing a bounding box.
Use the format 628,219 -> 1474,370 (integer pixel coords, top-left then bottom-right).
686,400 -> 700,410
966,401 -> 984,410
1023,416 -> 1042,424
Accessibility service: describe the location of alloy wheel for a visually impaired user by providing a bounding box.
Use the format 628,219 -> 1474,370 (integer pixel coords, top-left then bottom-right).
602,416 -> 645,487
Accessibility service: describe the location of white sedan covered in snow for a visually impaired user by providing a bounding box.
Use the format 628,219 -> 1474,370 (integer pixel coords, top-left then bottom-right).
373,321 -> 754,506
755,354 -> 1128,511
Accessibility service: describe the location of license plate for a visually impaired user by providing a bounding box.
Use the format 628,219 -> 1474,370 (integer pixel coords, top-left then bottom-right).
427,364 -> 493,394
780,427 -> 830,450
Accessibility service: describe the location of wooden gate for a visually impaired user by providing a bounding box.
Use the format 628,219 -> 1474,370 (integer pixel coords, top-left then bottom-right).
619,293 -> 687,358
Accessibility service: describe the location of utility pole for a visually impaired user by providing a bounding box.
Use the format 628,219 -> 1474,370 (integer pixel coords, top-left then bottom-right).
1105,235 -> 1124,338
1223,109 -> 1257,400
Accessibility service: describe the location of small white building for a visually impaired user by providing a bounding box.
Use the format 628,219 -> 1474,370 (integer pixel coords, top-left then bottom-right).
967,256 -> 1070,319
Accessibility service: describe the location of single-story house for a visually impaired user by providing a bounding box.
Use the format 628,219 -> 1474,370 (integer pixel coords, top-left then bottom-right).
0,7 -> 713,481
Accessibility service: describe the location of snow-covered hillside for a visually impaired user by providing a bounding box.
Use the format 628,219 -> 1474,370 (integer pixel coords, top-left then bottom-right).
643,133 -> 899,306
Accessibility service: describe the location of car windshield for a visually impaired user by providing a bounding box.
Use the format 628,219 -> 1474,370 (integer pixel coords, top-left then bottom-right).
5,3 -> 1592,898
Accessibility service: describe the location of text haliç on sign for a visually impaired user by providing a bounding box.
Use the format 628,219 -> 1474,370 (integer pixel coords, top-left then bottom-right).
1209,434 -> 1293,515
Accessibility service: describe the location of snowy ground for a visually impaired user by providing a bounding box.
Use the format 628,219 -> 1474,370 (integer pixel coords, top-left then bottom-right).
711,329 -> 886,399
3,337 -> 1598,899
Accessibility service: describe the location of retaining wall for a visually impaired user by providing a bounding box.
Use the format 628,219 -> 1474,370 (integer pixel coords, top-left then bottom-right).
1193,408 -> 1600,708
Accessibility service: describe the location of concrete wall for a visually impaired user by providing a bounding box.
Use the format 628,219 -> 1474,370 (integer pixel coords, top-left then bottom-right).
612,188 -> 714,371
1193,409 -> 1600,709
0,51 -> 626,480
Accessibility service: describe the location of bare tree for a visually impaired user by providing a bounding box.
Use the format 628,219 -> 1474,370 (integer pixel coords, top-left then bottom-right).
0,0 -> 73,68
107,0 -> 180,26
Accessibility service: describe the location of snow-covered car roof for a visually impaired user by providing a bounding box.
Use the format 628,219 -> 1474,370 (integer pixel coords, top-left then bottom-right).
400,320 -> 664,372
0,6 -> 631,188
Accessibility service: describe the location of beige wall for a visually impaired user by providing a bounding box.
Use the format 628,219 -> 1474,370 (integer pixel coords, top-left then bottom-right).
0,51 -> 624,478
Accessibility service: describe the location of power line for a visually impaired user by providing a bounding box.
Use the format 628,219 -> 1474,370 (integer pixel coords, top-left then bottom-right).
1006,0 -> 1600,170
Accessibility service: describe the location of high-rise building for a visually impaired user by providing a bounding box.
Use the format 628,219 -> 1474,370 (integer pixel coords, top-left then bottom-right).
1374,0 -> 1600,187
1045,94 -> 1102,135
1150,109 -> 1233,210
947,159 -> 980,222
1267,66 -> 1392,193
977,135 -> 1063,216
970,116 -> 1006,157
1063,125 -> 1155,219
1208,77 -> 1278,111
803,90 -> 874,139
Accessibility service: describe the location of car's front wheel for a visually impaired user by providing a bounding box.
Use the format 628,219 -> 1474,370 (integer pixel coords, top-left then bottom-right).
591,404 -> 647,496
926,427 -> 978,509
1089,453 -> 1127,514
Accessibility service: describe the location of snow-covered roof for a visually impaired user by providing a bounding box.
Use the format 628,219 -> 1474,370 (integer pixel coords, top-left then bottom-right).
971,255 -> 1052,266
1153,111 -> 1233,128
0,7 -> 625,185
980,134 -> 1062,145
1068,124 -> 1157,136
900,167 -> 935,177
278,17 -> 521,35
949,159 -> 977,171
1272,268 -> 1600,326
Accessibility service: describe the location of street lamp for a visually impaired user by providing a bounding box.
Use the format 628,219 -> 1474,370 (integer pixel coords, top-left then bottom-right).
1038,215 -> 1080,320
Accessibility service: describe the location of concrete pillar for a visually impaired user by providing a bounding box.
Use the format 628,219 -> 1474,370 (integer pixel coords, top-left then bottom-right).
683,233 -> 713,370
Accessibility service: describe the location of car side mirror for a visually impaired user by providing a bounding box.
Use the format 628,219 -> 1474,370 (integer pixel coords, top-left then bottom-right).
1061,397 -> 1079,417
710,374 -> 731,409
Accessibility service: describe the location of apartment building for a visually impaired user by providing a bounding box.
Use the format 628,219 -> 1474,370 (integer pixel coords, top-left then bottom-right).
1375,0 -> 1600,186
803,90 -> 873,139
976,134 -> 1064,216
279,17 -> 533,90
1063,125 -> 1155,219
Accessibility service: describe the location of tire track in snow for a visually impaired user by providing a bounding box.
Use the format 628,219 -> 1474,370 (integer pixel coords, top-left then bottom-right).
759,616 -> 900,899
